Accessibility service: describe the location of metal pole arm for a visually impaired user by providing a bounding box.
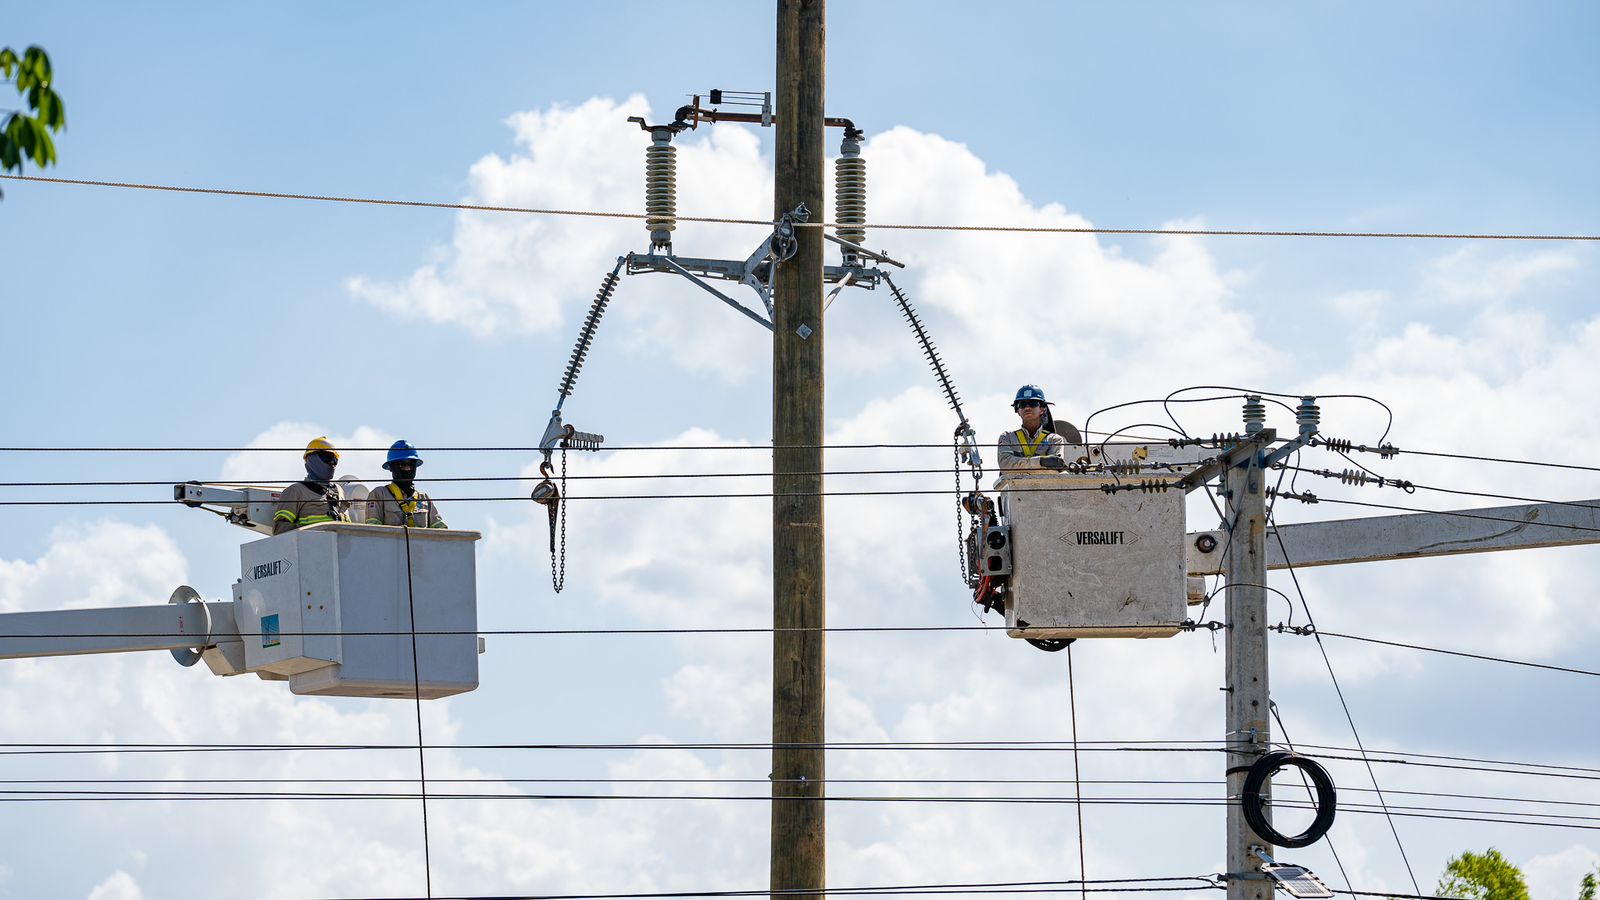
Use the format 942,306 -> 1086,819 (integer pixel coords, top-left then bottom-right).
1188,497 -> 1600,575
0,600 -> 236,660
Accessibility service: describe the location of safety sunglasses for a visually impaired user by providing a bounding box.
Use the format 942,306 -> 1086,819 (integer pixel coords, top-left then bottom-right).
1014,400 -> 1045,409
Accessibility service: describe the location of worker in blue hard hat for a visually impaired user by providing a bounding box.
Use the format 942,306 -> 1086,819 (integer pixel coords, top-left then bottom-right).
365,440 -> 449,529
273,437 -> 354,534
997,385 -> 1082,471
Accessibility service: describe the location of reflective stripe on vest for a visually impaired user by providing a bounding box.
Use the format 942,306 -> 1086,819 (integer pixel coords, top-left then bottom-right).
1015,428 -> 1052,457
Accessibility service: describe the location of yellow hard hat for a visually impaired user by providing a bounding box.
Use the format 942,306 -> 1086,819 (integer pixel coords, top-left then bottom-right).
303,436 -> 340,461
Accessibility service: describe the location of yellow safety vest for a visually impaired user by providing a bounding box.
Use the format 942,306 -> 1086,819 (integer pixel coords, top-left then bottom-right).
1014,428 -> 1053,457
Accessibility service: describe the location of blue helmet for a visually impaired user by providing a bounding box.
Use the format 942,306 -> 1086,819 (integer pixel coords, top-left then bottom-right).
1013,384 -> 1051,408
383,440 -> 424,470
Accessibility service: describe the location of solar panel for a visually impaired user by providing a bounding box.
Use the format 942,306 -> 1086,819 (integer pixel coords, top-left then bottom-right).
1262,864 -> 1335,899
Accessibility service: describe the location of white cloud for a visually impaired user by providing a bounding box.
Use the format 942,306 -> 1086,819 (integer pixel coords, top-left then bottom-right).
1524,845 -> 1600,900
346,95 -> 778,380
217,421 -> 396,493
347,101 -> 1277,394
1420,246 -> 1580,305
0,520 -> 185,615
86,871 -> 143,900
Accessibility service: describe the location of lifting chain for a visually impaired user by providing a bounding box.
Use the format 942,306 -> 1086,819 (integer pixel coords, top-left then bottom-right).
878,273 -> 986,591
556,446 -> 568,592
532,446 -> 569,593
954,437 -> 970,586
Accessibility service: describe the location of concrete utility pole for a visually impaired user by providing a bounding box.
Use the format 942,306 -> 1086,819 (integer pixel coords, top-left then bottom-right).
771,0 -> 827,897
1223,426 -> 1272,900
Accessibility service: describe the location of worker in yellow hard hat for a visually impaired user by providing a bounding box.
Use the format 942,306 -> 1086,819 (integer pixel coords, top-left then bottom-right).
272,437 -> 353,534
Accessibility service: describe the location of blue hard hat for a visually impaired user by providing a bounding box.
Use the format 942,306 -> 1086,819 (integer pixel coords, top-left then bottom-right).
383,440 -> 424,470
1013,384 -> 1051,407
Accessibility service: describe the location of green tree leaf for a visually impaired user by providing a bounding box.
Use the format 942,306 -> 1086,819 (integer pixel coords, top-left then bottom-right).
1436,849 -> 1529,900
0,43 -> 64,188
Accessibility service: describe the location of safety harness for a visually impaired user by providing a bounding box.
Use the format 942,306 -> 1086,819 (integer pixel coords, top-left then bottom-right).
387,482 -> 422,527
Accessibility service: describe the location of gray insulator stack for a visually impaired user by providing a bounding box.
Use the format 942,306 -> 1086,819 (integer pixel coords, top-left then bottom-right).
644,128 -> 677,250
1295,396 -> 1321,441
1243,395 -> 1267,435
834,135 -> 867,249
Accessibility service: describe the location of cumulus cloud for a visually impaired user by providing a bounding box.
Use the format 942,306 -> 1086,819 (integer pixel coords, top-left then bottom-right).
1420,246 -> 1580,305
217,421 -> 396,489
1524,845 -> 1600,900
86,871 -> 144,900
347,100 -> 1275,393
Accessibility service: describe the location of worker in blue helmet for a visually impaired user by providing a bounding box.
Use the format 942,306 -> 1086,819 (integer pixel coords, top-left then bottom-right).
365,440 -> 449,529
997,385 -> 1082,471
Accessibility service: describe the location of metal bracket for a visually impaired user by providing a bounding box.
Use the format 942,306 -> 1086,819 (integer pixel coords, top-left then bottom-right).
822,232 -> 905,269
624,204 -> 899,330
1176,429 -> 1277,492
655,254 -> 774,330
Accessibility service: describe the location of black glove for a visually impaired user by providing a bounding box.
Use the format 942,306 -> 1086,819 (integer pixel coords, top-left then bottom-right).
1039,456 -> 1067,471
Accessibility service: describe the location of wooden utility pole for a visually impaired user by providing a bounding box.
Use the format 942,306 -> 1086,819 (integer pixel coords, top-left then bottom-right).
771,0 -> 827,897
1223,426 -> 1272,900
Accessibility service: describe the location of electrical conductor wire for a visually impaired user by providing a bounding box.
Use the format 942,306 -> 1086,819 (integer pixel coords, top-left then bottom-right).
1265,490 -> 1420,894
5,173 -> 1597,241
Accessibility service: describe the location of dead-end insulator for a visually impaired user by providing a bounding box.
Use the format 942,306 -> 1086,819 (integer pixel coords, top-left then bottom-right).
557,262 -> 623,400
644,127 -> 678,251
1106,459 -> 1144,476
834,132 -> 867,255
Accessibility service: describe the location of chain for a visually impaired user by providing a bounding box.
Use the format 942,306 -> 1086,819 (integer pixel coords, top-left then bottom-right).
954,437 -> 970,586
552,446 -> 568,593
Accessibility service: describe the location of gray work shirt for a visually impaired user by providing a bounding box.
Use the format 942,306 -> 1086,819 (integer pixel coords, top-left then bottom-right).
365,483 -> 448,529
997,426 -> 1069,471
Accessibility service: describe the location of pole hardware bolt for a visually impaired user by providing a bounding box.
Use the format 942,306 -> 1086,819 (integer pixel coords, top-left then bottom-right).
1195,534 -> 1219,553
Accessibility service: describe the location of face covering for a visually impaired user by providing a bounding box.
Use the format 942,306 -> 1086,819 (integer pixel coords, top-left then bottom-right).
391,464 -> 416,490
305,455 -> 337,484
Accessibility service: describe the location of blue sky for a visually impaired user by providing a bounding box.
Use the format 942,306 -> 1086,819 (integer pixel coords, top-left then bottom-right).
4,4 -> 1599,899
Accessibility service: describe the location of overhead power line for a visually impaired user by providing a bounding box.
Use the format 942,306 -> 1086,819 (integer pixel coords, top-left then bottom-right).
0,739 -> 1227,756
1280,628 -> 1600,679
3,173 -> 1596,241
0,790 -> 1595,826
1266,485 -> 1422,895
6,776 -> 1594,814
272,875 -> 1226,900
